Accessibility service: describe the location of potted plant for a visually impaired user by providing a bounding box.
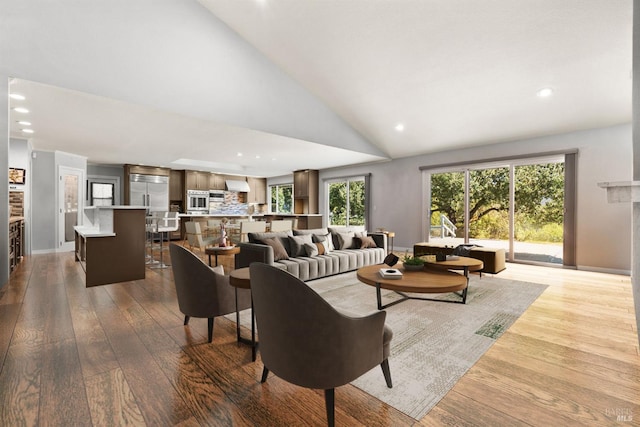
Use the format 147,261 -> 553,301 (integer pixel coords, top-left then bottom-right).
402,252 -> 425,271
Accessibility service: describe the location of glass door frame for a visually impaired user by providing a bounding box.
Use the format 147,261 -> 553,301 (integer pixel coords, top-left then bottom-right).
422,154 -> 570,266
58,166 -> 85,252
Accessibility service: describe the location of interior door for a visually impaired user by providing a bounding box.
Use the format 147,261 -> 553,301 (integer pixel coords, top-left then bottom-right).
58,166 -> 84,252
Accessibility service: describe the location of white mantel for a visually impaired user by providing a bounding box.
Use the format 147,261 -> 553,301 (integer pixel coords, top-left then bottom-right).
597,181 -> 640,203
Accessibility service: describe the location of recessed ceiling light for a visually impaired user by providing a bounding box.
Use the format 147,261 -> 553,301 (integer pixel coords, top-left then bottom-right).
13,107 -> 29,113
255,155 -> 261,159
21,129 -> 34,134
9,93 -> 25,101
18,121 -> 31,126
237,152 -> 243,157
536,87 -> 553,98
395,123 -> 405,132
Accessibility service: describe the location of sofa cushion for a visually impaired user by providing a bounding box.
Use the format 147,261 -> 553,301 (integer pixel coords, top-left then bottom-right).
289,234 -> 313,257
293,228 -> 328,237
262,237 -> 289,261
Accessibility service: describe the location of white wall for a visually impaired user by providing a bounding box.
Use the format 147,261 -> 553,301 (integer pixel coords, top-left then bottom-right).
321,124 -> 632,272
0,0 -> 381,158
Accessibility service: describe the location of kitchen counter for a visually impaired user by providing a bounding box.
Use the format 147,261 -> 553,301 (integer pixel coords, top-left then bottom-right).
75,206 -> 146,287
179,213 -> 324,230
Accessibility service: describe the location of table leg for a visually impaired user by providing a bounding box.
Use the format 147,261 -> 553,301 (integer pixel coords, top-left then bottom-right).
235,288 -> 258,361
208,253 -> 213,267
462,267 -> 469,304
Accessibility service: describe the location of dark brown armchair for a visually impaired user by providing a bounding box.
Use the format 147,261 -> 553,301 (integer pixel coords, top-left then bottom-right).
169,244 -> 251,343
249,263 -> 393,427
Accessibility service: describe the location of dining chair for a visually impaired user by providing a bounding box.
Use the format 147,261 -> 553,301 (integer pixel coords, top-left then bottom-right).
269,219 -> 293,232
206,219 -> 222,240
235,220 -> 267,244
184,221 -> 217,257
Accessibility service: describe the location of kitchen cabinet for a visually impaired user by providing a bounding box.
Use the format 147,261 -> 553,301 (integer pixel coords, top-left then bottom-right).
185,171 -> 210,190
293,170 -> 318,214
125,164 -> 170,177
247,177 -> 267,204
9,217 -> 24,273
169,170 -> 184,201
209,173 -> 225,190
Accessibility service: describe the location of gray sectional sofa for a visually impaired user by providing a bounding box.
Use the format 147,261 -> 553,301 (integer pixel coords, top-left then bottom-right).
235,227 -> 387,281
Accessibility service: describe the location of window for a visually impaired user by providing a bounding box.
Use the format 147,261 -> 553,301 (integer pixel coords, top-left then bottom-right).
269,184 -> 293,213
90,182 -> 114,206
327,176 -> 367,227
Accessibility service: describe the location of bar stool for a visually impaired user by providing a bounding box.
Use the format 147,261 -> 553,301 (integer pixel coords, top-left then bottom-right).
145,214 -> 161,265
152,212 -> 180,269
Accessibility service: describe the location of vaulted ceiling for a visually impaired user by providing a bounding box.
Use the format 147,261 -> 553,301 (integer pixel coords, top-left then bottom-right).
5,0 -> 632,177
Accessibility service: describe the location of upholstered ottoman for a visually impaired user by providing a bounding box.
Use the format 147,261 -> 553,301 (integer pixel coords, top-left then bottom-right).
413,242 -> 506,274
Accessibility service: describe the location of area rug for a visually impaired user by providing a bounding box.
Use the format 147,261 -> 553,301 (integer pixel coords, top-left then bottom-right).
233,271 -> 547,420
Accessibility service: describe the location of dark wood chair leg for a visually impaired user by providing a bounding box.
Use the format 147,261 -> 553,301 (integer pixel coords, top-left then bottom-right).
207,318 -> 214,343
260,366 -> 269,383
324,389 -> 335,427
184,315 -> 190,325
380,359 -> 392,388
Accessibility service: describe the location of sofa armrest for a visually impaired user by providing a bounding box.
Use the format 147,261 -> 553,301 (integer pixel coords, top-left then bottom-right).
236,242 -> 275,269
367,232 -> 387,252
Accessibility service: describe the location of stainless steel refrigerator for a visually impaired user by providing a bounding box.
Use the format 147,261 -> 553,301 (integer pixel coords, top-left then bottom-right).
129,174 -> 169,213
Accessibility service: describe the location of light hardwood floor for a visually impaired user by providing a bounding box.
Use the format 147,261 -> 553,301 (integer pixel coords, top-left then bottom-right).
0,249 -> 638,426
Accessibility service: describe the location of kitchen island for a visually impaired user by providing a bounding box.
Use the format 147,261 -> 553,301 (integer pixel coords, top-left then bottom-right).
75,206 -> 146,287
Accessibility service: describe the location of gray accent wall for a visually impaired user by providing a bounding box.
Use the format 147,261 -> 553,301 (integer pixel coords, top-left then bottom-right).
320,124 -> 632,273
31,151 -> 56,252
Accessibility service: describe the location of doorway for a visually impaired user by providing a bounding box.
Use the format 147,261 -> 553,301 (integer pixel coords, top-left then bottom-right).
58,166 -> 84,252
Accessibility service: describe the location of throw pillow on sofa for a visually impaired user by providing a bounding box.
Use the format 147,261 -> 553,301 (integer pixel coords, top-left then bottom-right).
304,242 -> 320,257
357,235 -> 377,248
262,237 -> 289,261
337,232 -> 356,250
313,233 -> 335,251
289,234 -> 314,257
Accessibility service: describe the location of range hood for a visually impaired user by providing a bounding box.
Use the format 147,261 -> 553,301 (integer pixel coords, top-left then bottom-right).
226,179 -> 251,192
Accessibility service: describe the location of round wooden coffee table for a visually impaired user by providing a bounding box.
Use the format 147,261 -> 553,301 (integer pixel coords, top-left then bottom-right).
205,245 -> 240,267
357,263 -> 468,309
423,256 -> 483,280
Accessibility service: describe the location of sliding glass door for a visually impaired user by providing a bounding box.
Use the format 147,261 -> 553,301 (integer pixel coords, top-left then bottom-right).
429,171 -> 464,243
468,166 -> 510,253
426,156 -> 567,266
513,162 -> 564,263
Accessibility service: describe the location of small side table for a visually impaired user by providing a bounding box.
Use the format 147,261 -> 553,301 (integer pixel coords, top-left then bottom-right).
378,231 -> 395,254
229,267 -> 258,361
205,245 -> 240,267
